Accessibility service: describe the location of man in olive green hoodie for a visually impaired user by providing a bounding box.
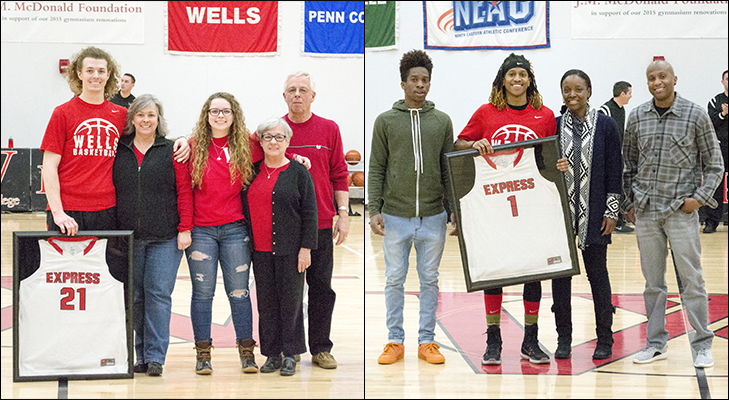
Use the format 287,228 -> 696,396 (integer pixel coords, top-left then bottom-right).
368,50 -> 454,365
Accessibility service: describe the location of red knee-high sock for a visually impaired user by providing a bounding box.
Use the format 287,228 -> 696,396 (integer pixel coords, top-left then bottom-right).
524,300 -> 540,325
484,294 -> 503,325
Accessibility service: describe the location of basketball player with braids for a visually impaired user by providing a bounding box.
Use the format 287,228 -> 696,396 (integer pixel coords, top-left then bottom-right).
370,49 -> 454,365
186,92 -> 258,375
41,46 -> 189,236
454,53 -> 556,365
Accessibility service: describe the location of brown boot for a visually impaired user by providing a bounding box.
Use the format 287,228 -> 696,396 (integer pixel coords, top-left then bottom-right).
237,339 -> 259,373
194,340 -> 213,375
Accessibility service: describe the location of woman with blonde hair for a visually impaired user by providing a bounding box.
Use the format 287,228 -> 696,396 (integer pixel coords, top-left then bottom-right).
185,92 -> 257,375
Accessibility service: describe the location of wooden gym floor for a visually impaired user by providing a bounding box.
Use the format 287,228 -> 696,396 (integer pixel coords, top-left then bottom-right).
2,204 -> 727,398
1,205 -> 365,399
365,211 -> 728,399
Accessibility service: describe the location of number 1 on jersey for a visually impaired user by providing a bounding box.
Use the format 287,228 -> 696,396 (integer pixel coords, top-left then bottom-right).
507,195 -> 519,217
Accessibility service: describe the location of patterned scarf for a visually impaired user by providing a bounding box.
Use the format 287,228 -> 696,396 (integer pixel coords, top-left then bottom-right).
559,106 -> 597,250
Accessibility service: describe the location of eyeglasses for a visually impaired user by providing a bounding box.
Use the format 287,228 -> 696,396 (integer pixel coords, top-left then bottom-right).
261,134 -> 287,142
208,108 -> 232,117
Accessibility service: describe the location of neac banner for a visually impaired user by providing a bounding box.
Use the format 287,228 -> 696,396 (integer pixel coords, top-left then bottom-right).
166,1 -> 279,56
424,1 -> 550,51
571,2 -> 728,39
302,1 -> 364,57
365,1 -> 398,51
1,1 -> 144,44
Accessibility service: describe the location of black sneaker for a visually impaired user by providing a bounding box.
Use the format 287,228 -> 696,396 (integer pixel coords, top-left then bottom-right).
147,362 -> 163,376
521,324 -> 550,364
133,362 -> 147,373
260,355 -> 283,373
703,224 -> 717,234
614,225 -> 634,234
481,325 -> 502,365
280,357 -> 296,376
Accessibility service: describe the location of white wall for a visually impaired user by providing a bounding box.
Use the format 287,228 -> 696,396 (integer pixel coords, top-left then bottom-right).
364,1 -> 728,204
0,2 -> 365,159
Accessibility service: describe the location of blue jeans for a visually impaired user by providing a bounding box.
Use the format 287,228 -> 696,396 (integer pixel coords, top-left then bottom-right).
382,211 -> 446,345
186,221 -> 253,342
133,237 -> 182,365
636,209 -> 714,352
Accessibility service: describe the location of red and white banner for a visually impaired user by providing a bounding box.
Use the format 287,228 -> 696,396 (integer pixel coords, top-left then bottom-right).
166,1 -> 279,56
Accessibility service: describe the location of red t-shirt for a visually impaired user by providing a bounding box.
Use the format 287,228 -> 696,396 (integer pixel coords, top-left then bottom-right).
189,136 -> 245,227
458,103 -> 557,144
247,164 -> 287,252
40,96 -> 127,211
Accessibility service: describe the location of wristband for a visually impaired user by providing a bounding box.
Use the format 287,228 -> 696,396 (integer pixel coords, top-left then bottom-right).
338,206 -> 348,212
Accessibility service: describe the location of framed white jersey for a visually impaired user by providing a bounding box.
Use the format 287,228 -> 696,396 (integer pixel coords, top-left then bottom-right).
446,137 -> 579,291
13,231 -> 134,382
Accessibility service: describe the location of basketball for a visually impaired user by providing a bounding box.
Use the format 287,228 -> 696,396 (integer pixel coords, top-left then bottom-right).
352,171 -> 364,187
345,149 -> 361,165
348,172 -> 353,186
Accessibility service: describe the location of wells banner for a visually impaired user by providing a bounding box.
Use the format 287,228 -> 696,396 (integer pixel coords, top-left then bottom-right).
1,1 -> 144,44
166,1 -> 278,55
365,1 -> 398,51
302,1 -> 364,57
424,1 -> 550,50
571,2 -> 728,39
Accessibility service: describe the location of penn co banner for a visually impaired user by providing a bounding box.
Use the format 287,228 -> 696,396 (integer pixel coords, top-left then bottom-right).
302,1 -> 364,57
1,1 -> 144,44
571,2 -> 728,39
365,1 -> 398,51
424,1 -> 550,50
166,1 -> 278,56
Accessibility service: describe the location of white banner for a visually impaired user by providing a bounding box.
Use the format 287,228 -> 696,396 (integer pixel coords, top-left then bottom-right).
1,1 -> 144,44
424,1 -> 550,50
571,1 -> 728,39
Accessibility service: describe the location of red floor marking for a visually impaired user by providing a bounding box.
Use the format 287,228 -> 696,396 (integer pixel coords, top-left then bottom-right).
437,292 -> 728,375
716,326 -> 728,339
1,276 -> 11,290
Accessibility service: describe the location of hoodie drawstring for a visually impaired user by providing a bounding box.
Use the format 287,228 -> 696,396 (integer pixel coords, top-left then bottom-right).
410,108 -> 423,217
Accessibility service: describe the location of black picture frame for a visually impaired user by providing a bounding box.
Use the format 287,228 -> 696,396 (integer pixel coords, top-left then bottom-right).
445,136 -> 580,292
13,230 -> 134,382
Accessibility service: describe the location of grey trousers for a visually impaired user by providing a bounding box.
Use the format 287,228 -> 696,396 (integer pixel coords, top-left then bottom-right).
635,209 -> 714,352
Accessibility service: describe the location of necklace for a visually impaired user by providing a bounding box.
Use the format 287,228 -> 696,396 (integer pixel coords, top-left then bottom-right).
211,138 -> 228,161
262,162 -> 285,179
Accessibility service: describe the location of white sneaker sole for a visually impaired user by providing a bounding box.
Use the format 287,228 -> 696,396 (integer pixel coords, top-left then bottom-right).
633,351 -> 668,364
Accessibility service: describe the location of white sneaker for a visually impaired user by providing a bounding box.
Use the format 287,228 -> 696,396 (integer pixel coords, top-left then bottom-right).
694,349 -> 714,368
633,345 -> 668,364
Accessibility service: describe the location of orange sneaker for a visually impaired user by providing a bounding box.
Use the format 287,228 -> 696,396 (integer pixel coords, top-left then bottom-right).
418,343 -> 445,364
377,343 -> 404,364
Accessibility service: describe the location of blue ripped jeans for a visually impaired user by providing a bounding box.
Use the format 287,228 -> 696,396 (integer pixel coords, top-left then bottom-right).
185,220 -> 253,342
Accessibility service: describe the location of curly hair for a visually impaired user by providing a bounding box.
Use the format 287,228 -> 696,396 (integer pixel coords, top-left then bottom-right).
399,50 -> 433,82
190,92 -> 253,189
489,53 -> 542,111
123,94 -> 169,138
65,46 -> 120,100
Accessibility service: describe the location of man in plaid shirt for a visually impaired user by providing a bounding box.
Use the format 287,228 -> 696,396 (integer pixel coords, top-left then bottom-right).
623,59 -> 723,369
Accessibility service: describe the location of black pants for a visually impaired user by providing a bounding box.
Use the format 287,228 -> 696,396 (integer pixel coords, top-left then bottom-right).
295,228 -> 336,355
46,207 -> 116,232
484,281 -> 542,302
552,244 -> 614,344
252,251 -> 306,357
